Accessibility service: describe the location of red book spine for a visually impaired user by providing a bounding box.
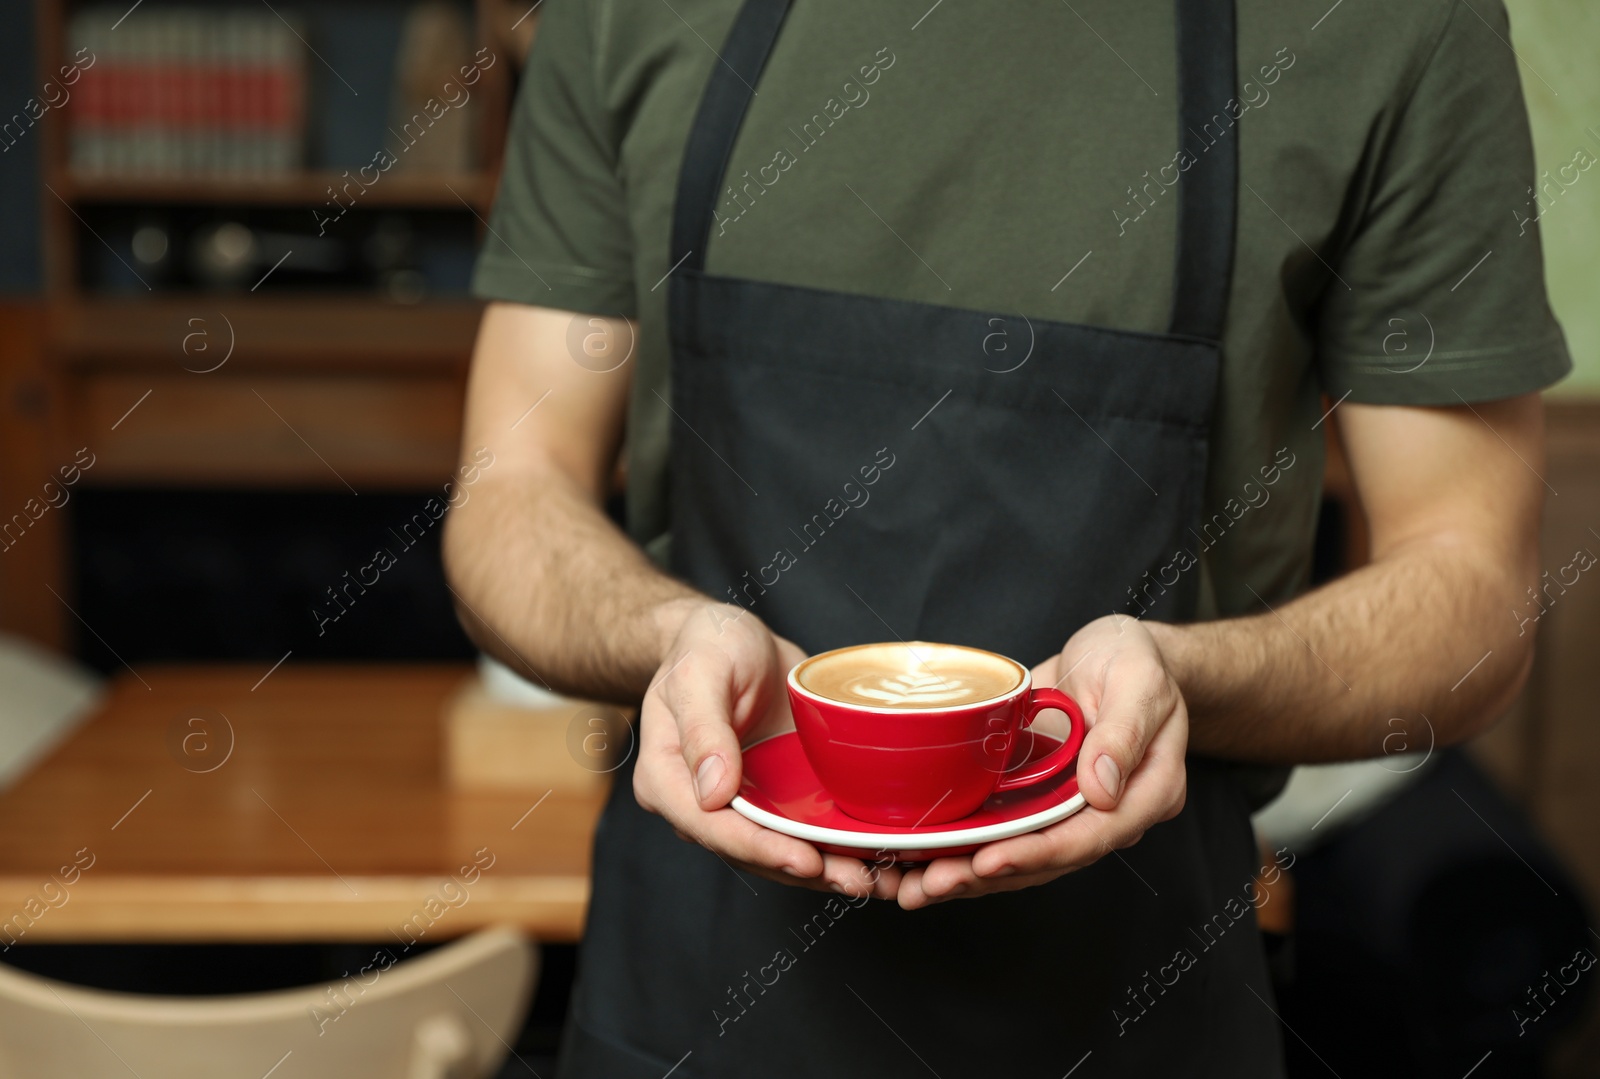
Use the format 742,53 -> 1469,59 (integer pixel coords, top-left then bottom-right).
198,34 -> 212,174
283,29 -> 306,171
129,26 -> 152,173
71,26 -> 104,173
240,16 -> 262,172
103,46 -> 125,172
157,24 -> 178,173
245,20 -> 266,174
264,60 -> 289,174
176,18 -> 197,174
221,13 -> 243,174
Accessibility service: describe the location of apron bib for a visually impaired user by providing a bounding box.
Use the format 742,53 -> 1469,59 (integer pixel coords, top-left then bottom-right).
560,1 -> 1284,1074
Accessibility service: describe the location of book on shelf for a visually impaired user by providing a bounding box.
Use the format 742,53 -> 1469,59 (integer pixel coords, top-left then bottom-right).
69,7 -> 308,179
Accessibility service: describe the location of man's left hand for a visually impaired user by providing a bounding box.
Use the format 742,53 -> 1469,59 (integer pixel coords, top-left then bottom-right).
895,615 -> 1189,909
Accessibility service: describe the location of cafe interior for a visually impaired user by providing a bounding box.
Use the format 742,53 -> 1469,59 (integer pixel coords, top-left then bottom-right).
0,0 -> 1595,1075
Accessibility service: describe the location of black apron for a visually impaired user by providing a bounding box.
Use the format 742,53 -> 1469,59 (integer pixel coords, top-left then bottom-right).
560,1 -> 1284,1074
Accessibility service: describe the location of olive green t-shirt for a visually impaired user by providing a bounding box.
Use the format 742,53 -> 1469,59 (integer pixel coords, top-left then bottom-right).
473,0 -> 1569,622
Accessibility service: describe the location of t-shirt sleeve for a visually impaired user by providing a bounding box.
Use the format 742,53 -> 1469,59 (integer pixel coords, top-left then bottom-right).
470,0 -> 637,315
1314,0 -> 1571,404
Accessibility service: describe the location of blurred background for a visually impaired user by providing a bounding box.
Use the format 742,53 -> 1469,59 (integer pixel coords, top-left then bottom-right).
0,0 -> 1594,1076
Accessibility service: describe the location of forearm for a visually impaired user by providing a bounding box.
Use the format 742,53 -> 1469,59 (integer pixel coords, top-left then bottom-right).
445,303 -> 716,702
1150,536 -> 1536,764
442,463 -> 704,703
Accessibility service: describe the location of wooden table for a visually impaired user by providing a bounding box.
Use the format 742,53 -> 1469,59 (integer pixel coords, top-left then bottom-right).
0,665 -> 606,942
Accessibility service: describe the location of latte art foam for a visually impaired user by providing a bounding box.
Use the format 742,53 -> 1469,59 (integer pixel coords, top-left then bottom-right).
830,669 -> 997,707
797,642 -> 1023,709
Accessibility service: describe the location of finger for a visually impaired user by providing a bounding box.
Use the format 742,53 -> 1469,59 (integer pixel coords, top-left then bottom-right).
657,653 -> 747,810
1042,644 -> 1106,710
976,764 -> 1180,877
972,715 -> 1187,878
820,853 -> 902,899
896,864 -> 930,910
898,724 -> 1185,905
638,698 -> 825,878
867,859 -> 905,900
896,856 -> 979,910
896,858 -> 992,909
722,852 -> 901,899
899,863 -> 1074,908
733,860 -> 837,894
898,856 -> 1032,909
1071,655 -> 1177,811
676,805 -> 827,880
670,819 -> 807,876
969,808 -> 1121,880
1029,653 -> 1060,693
642,738 -> 822,876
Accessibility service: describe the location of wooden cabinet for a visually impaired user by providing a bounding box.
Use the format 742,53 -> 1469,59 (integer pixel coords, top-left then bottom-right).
5,0 -> 537,647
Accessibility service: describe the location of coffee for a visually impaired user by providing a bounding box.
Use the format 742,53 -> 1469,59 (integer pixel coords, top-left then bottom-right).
789,640 -> 1083,825
796,642 -> 1023,709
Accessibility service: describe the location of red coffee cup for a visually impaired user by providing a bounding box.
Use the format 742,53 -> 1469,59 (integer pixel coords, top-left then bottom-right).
786,642 -> 1086,826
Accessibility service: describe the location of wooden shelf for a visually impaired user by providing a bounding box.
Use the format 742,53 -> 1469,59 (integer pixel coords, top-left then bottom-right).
51,296 -> 483,370
7,0 -> 524,611
58,171 -> 496,210
44,298 -> 482,487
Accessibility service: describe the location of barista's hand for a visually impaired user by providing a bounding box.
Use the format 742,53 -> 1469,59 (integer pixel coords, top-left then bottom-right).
633,601 -> 902,900
895,615 -> 1188,909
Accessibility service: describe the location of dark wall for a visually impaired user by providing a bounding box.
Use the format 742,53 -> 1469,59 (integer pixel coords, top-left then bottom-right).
0,0 -> 43,294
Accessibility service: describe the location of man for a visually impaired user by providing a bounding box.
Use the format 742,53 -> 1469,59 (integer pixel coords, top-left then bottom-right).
444,0 -> 1568,1074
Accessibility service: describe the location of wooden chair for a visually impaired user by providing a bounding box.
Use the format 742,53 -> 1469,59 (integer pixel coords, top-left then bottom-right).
0,926 -> 536,1079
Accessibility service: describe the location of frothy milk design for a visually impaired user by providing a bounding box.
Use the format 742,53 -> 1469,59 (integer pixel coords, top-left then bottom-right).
836,669 -> 986,707
798,642 -> 1022,710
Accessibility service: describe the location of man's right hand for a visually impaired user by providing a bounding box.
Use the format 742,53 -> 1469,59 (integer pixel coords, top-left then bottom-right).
632,600 -> 902,900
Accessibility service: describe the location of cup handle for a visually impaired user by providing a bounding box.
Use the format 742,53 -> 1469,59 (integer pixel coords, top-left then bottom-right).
992,687 -> 1087,792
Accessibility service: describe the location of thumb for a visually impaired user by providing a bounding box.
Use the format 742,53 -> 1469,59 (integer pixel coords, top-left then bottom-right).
659,652 -> 746,811
1075,663 -> 1168,811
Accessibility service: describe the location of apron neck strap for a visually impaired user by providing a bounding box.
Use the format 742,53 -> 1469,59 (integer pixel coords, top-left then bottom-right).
671,0 -> 1238,344
670,0 -> 794,276
1168,0 -> 1238,341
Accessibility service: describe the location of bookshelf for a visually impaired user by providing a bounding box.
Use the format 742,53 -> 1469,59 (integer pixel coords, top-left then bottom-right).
0,0 -> 529,648
29,0 -> 523,487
